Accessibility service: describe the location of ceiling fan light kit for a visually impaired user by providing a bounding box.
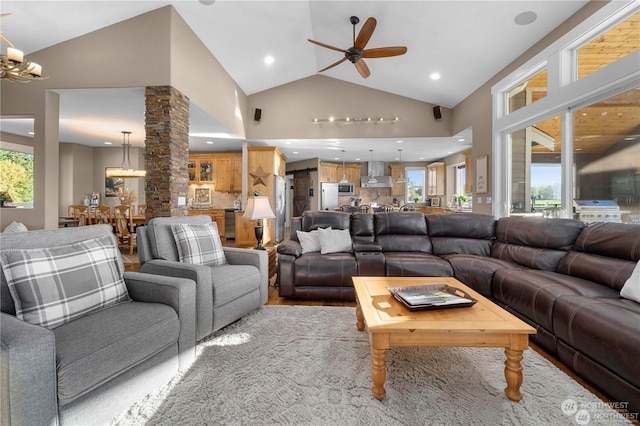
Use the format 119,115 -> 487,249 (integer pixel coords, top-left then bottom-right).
308,16 -> 407,78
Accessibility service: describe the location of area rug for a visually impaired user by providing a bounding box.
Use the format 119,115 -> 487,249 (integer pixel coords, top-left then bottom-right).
111,306 -> 630,425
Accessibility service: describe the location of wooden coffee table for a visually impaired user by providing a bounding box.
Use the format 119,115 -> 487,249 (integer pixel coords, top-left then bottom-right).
352,276 -> 536,402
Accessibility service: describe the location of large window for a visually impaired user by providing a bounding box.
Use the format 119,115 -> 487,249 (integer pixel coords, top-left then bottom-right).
573,88 -> 640,218
406,167 -> 425,203
493,2 -> 639,221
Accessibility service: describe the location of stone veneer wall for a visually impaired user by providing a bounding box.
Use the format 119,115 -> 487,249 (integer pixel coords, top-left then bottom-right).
144,86 -> 190,219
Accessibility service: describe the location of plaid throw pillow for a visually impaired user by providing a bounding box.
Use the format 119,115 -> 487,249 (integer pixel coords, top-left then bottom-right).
0,235 -> 131,329
171,223 -> 227,266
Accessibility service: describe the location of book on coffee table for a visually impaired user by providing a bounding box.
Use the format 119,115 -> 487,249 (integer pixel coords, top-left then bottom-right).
388,284 -> 477,311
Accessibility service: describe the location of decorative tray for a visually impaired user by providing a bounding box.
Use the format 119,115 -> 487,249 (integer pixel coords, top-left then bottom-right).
388,284 -> 478,311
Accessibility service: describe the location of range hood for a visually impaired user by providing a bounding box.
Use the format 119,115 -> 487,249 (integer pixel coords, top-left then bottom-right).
361,161 -> 393,188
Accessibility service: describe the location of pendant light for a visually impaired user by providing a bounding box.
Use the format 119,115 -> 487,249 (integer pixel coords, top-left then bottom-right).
339,150 -> 349,183
105,131 -> 146,178
396,149 -> 406,183
367,149 -> 378,184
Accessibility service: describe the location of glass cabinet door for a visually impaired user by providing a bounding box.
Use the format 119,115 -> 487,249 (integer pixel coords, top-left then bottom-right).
199,160 -> 214,183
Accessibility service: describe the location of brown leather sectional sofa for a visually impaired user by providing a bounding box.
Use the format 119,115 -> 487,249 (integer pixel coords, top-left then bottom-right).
276,210 -> 640,412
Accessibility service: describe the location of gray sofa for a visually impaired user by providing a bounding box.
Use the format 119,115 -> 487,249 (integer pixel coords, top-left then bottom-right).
137,215 -> 269,340
0,225 -> 196,425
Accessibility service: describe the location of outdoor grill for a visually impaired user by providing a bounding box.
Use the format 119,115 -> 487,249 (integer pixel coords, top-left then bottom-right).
573,199 -> 622,223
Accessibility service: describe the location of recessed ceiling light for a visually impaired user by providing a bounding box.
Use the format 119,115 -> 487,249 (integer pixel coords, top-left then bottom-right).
355,158 -> 361,161
430,72 -> 441,80
447,151 -> 453,154
458,138 -> 465,142
292,151 -> 299,154
206,141 -> 214,145
396,140 -> 403,143
28,131 -> 35,135
264,55 -> 274,65
104,141 -> 112,145
514,11 -> 537,26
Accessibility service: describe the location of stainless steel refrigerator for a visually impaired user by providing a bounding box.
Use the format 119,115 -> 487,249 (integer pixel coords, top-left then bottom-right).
321,182 -> 339,211
274,176 -> 286,243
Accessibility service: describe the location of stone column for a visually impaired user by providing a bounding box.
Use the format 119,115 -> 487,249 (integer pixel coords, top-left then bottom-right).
144,86 -> 189,219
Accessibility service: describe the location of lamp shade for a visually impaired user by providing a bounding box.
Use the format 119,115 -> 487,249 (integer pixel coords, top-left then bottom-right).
243,196 -> 275,220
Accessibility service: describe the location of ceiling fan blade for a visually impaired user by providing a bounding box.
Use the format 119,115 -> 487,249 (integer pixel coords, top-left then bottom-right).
354,17 -> 376,50
319,57 -> 348,73
354,59 -> 371,79
308,39 -> 348,53
363,46 -> 408,58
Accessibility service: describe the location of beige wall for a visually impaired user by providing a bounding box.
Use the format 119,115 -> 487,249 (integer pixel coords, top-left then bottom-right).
247,75 -> 451,141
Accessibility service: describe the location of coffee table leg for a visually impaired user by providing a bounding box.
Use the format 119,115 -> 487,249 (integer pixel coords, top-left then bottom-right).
504,348 -> 524,401
371,334 -> 387,401
355,296 -> 365,331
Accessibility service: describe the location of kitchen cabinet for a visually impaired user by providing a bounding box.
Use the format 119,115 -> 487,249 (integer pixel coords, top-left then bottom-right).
427,162 -> 445,196
187,209 -> 225,239
320,162 -> 339,183
188,156 -> 215,184
214,153 -> 242,192
320,162 -> 362,194
389,165 -> 406,197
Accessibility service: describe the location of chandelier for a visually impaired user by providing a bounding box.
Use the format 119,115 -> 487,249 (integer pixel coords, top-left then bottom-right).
1,14 -> 46,83
105,131 -> 146,178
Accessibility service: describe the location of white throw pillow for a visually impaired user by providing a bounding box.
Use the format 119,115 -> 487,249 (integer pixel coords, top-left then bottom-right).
318,228 -> 353,254
296,229 -> 328,254
3,221 -> 28,233
620,261 -> 640,303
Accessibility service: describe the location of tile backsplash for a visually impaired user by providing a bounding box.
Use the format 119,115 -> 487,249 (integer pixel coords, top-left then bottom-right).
187,184 -> 239,209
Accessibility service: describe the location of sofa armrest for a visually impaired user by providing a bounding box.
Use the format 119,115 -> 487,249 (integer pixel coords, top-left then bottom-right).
124,271 -> 196,369
277,240 -> 302,257
223,247 -> 269,305
139,260 -> 214,339
1,313 -> 58,426
353,243 -> 382,252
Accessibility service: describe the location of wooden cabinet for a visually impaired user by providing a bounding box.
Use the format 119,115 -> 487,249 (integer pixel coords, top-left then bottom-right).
187,209 -> 225,238
188,156 -> 215,184
246,147 -> 286,246
235,212 -> 272,248
427,162 -> 445,196
389,165 -> 406,197
320,162 -> 339,183
214,153 -> 242,192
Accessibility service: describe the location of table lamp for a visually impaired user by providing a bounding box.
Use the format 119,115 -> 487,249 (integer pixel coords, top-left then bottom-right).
242,196 -> 275,250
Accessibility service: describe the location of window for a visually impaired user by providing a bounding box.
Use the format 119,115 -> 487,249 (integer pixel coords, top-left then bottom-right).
507,68 -> 548,114
573,88 -> 639,215
576,12 -> 640,80
406,167 -> 425,203
455,164 -> 467,196
0,148 -> 34,208
493,2 -> 638,220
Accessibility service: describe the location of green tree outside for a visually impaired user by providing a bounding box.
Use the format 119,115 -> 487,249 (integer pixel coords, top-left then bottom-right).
0,150 -> 34,203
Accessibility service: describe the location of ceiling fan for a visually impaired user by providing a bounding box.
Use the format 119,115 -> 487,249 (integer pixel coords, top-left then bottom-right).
308,16 -> 407,79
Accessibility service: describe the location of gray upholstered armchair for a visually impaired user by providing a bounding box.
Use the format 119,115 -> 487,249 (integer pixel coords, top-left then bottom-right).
137,215 -> 269,341
0,224 -> 196,425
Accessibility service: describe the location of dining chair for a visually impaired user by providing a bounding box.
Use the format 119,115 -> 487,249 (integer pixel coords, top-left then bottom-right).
92,205 -> 112,226
374,204 -> 395,213
137,205 -> 146,216
69,205 -> 90,226
358,205 -> 370,213
113,205 -> 135,255
399,204 -> 415,212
